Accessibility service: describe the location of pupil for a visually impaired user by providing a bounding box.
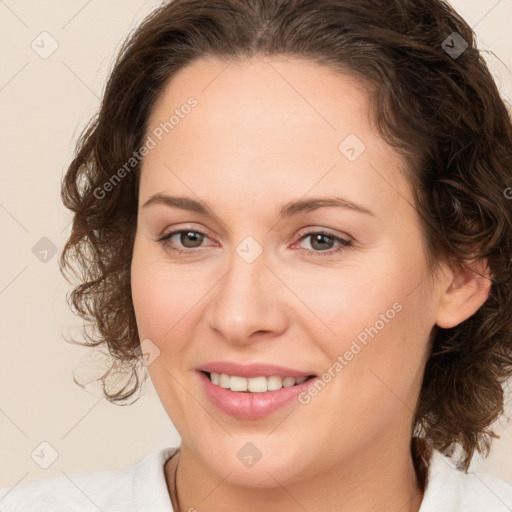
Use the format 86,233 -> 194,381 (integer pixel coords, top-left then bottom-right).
312,234 -> 332,251
181,231 -> 203,248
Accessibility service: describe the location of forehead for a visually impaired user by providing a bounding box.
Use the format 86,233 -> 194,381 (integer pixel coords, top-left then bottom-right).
140,55 -> 412,215
146,55 -> 375,148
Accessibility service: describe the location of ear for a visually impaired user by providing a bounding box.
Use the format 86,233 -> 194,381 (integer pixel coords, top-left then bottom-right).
435,258 -> 492,329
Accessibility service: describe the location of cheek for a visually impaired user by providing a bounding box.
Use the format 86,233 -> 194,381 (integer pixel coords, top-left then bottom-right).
315,246 -> 431,347
130,251 -> 207,425
130,247 -> 203,340
291,252 -> 433,400
333,284 -> 431,421
283,262 -> 406,350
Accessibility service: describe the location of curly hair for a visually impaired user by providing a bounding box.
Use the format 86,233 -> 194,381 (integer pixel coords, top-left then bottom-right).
59,0 -> 512,484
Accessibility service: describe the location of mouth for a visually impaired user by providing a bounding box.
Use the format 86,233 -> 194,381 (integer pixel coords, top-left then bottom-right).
196,366 -> 320,420
200,371 -> 317,393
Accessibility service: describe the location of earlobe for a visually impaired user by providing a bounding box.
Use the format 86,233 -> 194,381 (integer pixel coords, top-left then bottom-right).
435,258 -> 492,329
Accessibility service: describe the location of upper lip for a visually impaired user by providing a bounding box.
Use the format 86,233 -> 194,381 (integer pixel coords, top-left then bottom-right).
197,361 -> 316,379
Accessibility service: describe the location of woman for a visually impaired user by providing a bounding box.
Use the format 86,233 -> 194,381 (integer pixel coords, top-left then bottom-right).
1,0 -> 512,510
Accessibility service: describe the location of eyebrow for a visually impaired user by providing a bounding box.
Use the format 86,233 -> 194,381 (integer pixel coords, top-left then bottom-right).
141,193 -> 375,218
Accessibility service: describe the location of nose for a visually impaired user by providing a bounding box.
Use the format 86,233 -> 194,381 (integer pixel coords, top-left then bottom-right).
205,250 -> 289,346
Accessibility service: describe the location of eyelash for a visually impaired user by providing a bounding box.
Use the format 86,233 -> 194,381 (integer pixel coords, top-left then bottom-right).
156,228 -> 352,257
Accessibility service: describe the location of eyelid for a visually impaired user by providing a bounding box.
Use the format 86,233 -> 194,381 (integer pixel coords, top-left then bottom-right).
158,223 -> 214,240
157,226 -> 214,246
294,226 -> 351,241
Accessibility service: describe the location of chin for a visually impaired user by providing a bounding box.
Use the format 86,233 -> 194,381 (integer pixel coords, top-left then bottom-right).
195,436 -> 312,489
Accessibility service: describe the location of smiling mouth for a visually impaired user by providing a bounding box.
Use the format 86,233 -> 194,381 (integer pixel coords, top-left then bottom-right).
201,371 -> 317,393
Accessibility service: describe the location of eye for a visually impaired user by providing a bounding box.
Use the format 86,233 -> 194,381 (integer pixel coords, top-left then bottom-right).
157,229 -> 213,254
157,228 -> 352,257
294,230 -> 352,256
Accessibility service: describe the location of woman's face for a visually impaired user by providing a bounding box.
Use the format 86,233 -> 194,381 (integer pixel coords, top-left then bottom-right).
131,55 -> 449,486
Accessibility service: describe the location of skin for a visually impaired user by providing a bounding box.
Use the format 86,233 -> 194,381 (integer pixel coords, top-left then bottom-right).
130,55 -> 491,512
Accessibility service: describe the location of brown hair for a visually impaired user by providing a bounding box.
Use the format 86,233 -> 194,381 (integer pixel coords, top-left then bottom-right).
59,0 -> 512,483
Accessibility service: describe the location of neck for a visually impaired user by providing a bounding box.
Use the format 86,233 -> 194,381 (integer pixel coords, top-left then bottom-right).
165,439 -> 424,512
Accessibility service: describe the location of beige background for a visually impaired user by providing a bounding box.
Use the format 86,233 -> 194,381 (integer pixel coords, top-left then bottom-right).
1,0 -> 511,490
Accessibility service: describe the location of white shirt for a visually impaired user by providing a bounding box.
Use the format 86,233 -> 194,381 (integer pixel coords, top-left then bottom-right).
1,446 -> 511,511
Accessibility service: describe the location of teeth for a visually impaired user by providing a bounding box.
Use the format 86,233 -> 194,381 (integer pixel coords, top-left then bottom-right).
230,375 -> 248,392
208,372 -> 308,392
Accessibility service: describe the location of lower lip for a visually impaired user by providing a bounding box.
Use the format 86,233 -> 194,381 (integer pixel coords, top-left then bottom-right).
197,371 -> 318,420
